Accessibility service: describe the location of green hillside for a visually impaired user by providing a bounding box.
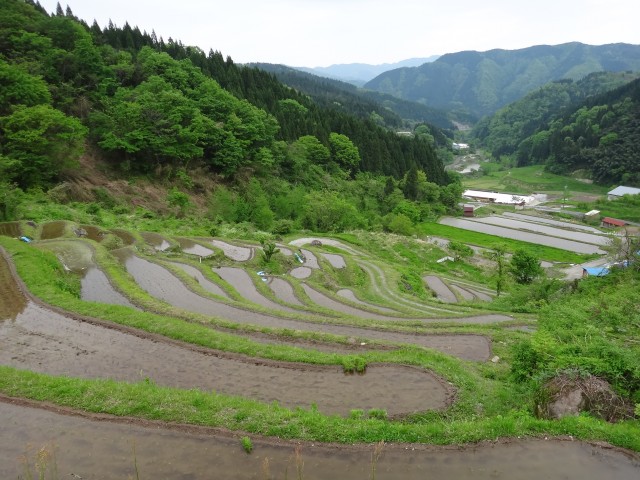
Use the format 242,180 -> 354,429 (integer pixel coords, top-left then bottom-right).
365,42 -> 640,118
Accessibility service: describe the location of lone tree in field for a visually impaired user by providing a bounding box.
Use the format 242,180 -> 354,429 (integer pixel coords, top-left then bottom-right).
509,249 -> 543,284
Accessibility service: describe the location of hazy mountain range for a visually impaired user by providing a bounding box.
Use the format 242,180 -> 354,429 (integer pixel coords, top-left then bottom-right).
364,42 -> 640,118
294,56 -> 440,85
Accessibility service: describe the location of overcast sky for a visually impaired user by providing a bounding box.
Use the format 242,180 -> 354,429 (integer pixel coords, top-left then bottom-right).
39,0 -> 640,67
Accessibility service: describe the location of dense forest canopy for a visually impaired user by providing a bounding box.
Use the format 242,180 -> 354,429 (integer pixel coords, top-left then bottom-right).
0,0 -> 460,230
474,72 -> 640,186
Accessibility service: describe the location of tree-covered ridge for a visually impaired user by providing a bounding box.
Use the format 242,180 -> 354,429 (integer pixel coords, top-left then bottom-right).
473,71 -> 640,158
365,42 -> 640,118
0,0 -> 449,185
250,62 -> 457,131
0,0 -> 460,231
516,77 -> 640,185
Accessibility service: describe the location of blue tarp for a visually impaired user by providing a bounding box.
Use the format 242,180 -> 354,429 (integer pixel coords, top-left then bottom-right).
583,267 -> 610,277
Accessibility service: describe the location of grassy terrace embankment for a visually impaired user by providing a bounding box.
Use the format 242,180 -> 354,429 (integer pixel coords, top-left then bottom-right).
0,235 -> 639,451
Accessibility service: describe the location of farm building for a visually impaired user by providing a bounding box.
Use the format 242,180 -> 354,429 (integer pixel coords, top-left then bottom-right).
463,205 -> 476,217
601,217 -> 627,228
607,186 -> 640,201
462,190 -> 534,205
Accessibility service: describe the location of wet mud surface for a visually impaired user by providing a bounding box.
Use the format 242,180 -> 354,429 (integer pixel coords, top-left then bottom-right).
39,241 -> 137,309
321,252 -> 346,268
1,398 -> 638,480
0,221 -> 21,238
79,224 -> 107,242
177,237 -> 215,257
210,239 -> 253,261
336,289 -> 398,313
140,232 -> 171,251
1,251 -> 452,416
268,277 -> 305,306
290,266 -> 312,278
110,228 -> 136,246
171,261 -> 230,298
440,217 -> 605,254
39,221 -> 67,240
214,267 -> 299,313
423,275 -> 458,303
109,250 -> 493,360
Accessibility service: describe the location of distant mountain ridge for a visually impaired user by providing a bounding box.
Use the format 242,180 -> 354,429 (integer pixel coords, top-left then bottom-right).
364,42 -> 640,119
295,56 -> 440,85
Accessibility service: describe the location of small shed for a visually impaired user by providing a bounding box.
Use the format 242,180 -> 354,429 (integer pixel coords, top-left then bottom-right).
463,205 -> 476,217
601,217 -> 626,228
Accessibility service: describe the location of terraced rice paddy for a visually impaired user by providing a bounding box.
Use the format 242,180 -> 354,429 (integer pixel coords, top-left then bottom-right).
11,224 -> 626,478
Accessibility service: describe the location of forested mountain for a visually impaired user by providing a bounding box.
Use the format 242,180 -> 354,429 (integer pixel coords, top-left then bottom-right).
513,77 -> 640,186
1,0 -> 460,232
251,62 -> 456,132
473,71 -> 640,158
295,56 -> 439,85
364,42 -> 640,119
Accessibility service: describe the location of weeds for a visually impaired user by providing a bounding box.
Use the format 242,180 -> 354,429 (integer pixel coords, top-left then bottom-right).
19,443 -> 58,480
241,436 -> 253,454
370,441 -> 385,480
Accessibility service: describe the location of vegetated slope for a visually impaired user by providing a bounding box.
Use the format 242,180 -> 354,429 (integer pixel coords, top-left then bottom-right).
513,77 -> 640,186
0,0 -> 447,189
473,71 -> 640,158
251,63 -> 456,131
365,42 -> 640,118
295,56 -> 440,85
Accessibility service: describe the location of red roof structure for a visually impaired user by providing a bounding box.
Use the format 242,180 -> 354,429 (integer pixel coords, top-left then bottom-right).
601,217 -> 626,227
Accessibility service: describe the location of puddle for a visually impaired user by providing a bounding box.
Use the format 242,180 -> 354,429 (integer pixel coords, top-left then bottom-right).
423,276 -> 458,303
290,266 -> 312,278
111,228 -> 136,246
268,277 -> 305,306
0,221 -> 21,237
40,221 -> 68,240
210,239 -> 253,261
177,238 -> 215,257
112,251 -> 492,360
141,232 -> 172,251
171,261 -> 230,298
321,253 -> 346,269
2,401 -> 638,480
214,267 -> 299,313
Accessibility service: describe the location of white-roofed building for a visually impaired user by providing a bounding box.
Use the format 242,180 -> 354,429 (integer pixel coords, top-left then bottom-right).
607,186 -> 640,200
462,189 -> 535,205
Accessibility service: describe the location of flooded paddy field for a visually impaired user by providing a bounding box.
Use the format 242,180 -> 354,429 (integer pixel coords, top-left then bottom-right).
470,216 -> 608,245
440,217 -> 605,254
140,231 -> 172,251
210,239 -> 253,261
39,220 -> 68,240
111,250 -> 494,360
1,398 -> 638,480
177,237 -> 215,257
503,212 -> 604,233
0,254 -> 452,416
0,221 -> 21,238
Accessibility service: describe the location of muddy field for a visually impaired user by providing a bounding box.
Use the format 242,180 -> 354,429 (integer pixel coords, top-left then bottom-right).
2,398 -> 638,480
